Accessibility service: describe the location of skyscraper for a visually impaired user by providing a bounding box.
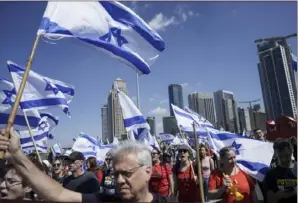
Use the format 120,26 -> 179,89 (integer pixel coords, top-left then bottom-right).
214,90 -> 240,133
188,92 -> 217,126
146,116 -> 156,136
168,84 -> 184,116
238,107 -> 252,132
162,116 -> 179,134
107,78 -> 128,142
101,104 -> 109,143
257,40 -> 297,120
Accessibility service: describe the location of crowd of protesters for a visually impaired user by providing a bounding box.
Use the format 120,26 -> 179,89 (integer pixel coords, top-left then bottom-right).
0,127 -> 296,203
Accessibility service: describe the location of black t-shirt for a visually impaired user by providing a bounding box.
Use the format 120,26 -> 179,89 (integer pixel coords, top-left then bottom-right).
82,192 -> 173,203
263,166 -> 297,203
63,171 -> 100,194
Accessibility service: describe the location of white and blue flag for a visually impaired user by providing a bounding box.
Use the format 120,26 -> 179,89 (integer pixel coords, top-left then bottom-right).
117,89 -> 154,145
51,143 -> 63,157
207,130 -> 274,182
18,113 -> 59,155
8,61 -> 75,117
291,53 -> 297,72
158,133 -> 175,143
38,1 -> 165,75
0,78 -> 41,130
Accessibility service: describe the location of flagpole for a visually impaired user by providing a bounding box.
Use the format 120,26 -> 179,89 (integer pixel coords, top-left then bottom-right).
136,73 -> 140,110
23,111 -> 43,164
0,34 -> 41,159
193,122 -> 205,203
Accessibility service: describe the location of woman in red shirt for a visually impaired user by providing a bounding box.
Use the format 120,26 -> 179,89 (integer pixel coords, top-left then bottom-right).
208,146 -> 257,203
149,148 -> 174,197
173,144 -> 202,202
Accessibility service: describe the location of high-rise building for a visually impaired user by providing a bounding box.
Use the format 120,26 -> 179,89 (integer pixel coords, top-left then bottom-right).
214,90 -> 240,133
238,107 -> 252,132
101,104 -> 109,143
107,78 -> 128,142
250,110 -> 267,131
257,40 -> 297,120
162,116 -> 179,134
188,92 -> 217,126
168,84 -> 184,116
146,116 -> 156,136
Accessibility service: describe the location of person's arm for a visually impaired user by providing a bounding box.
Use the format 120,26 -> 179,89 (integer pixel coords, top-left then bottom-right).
166,164 -> 174,196
207,171 -> 228,200
0,128 -> 82,202
209,157 -> 215,171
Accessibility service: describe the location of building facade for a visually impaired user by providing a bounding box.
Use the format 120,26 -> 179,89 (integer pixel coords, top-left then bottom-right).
101,104 -> 109,143
188,92 -> 217,126
257,40 -> 297,120
107,78 -> 128,142
162,116 -> 179,135
146,116 -> 156,136
168,84 -> 184,116
238,107 -> 252,132
214,90 -> 240,133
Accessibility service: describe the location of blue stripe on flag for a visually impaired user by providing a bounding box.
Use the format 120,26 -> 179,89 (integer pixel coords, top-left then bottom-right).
123,115 -> 147,128
40,113 -> 59,126
22,144 -> 48,150
20,131 -> 48,144
237,160 -> 269,175
0,113 -> 40,127
20,98 -> 68,109
99,2 -> 165,52
79,133 -> 98,146
210,132 -> 252,141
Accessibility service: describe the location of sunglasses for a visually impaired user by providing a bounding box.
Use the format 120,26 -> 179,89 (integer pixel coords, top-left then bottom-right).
105,158 -> 112,161
178,149 -> 188,153
53,163 -> 61,167
151,152 -> 159,155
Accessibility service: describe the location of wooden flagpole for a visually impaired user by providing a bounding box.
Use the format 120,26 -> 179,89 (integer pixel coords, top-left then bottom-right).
0,34 -> 41,159
193,122 -> 205,203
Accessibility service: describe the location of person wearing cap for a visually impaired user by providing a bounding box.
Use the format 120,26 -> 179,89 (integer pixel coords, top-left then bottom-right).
173,144 -> 201,202
62,151 -> 100,194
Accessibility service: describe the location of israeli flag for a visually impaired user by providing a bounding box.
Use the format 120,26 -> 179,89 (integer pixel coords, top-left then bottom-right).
291,53 -> 297,72
18,113 -> 59,154
51,143 -> 63,157
38,1 -> 165,75
117,89 -> 154,145
158,133 -> 175,143
0,78 -> 41,130
184,106 -> 215,129
72,133 -> 109,164
207,129 -> 273,182
7,61 -> 75,117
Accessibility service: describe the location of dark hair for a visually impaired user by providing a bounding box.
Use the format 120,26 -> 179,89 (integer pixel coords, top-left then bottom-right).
86,157 -> 97,169
219,146 -> 235,159
274,140 -> 293,153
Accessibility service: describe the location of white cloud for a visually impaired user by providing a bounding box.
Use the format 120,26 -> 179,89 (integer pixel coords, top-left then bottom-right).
156,122 -> 163,134
159,99 -> 168,105
148,107 -> 168,116
149,97 -> 155,102
174,4 -> 199,23
148,13 -> 177,32
180,83 -> 189,88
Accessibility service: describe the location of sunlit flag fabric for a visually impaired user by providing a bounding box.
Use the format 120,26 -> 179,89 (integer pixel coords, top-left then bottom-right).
7,61 -> 75,117
51,143 -> 63,157
207,129 -> 274,182
38,1 -> 165,75
291,53 -> 297,72
17,113 -> 59,155
0,78 -> 41,130
117,89 -> 154,145
72,133 -> 110,164
158,133 -> 175,143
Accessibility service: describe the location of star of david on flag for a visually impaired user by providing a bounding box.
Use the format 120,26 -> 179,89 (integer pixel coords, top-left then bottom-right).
38,1 -> 165,75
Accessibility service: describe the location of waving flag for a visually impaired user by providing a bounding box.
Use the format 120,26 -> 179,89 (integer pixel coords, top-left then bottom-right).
38,1 -> 165,75
207,127 -> 273,181
117,89 -> 154,145
184,106 -> 215,129
0,78 -> 41,130
291,53 -> 297,72
8,61 -> 75,117
51,143 -> 63,157
18,113 -> 59,154
158,133 -> 175,143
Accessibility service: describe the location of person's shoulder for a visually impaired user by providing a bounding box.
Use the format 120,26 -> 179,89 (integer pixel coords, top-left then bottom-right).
152,194 -> 177,203
210,168 -> 222,176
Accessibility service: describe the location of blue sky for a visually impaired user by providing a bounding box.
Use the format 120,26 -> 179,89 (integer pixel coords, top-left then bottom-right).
0,1 -> 296,146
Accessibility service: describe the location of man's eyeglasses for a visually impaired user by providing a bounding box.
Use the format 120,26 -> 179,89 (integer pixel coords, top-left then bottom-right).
114,165 -> 144,179
4,178 -> 22,187
178,149 -> 188,153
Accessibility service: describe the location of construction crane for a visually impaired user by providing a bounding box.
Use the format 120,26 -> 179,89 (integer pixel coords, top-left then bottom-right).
239,99 -> 261,109
254,33 -> 297,43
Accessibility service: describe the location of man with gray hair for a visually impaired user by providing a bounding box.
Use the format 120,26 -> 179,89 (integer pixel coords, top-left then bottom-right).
0,128 -> 173,202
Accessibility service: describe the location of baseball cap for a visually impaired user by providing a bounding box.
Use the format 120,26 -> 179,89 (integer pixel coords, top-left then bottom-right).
66,151 -> 85,161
